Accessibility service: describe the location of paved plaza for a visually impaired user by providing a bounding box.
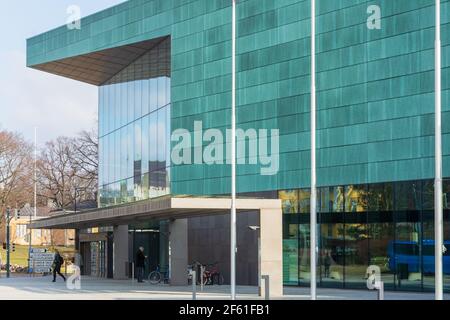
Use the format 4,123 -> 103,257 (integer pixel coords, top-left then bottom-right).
0,275 -> 448,300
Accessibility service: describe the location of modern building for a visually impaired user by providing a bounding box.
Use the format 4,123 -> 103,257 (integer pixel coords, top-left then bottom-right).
27,0 -> 450,294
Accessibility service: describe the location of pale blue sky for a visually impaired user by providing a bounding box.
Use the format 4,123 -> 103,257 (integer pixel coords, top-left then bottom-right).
0,0 -> 126,146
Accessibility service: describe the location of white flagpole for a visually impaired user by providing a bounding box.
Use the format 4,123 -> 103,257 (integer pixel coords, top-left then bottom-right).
231,0 -> 237,301
434,0 -> 443,301
34,127 -> 37,219
29,127 -> 37,273
310,0 -> 317,301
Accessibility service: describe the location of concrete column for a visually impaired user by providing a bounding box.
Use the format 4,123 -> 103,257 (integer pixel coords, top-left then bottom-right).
113,225 -> 129,280
260,208 -> 283,297
169,219 -> 188,286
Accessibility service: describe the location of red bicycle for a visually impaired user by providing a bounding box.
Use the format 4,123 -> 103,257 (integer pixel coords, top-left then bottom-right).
204,262 -> 224,285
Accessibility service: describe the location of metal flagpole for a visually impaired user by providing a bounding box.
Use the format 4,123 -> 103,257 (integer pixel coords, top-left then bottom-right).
231,0 -> 237,301
310,0 -> 317,301
34,127 -> 37,220
29,127 -> 37,273
434,0 -> 443,301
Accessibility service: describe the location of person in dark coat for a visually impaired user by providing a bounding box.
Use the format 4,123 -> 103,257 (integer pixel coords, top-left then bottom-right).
52,250 -> 66,282
136,246 -> 147,283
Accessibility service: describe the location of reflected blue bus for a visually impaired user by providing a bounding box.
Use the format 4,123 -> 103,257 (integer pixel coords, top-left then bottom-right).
388,240 -> 450,274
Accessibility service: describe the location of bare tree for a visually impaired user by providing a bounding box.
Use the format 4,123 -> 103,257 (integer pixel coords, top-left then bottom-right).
71,129 -> 98,200
37,130 -> 98,210
0,131 -> 33,221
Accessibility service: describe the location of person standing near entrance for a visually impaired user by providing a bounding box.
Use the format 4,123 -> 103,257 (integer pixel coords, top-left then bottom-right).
52,250 -> 66,282
136,246 -> 147,283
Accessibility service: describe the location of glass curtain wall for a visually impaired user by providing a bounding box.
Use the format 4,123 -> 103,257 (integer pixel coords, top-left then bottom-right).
98,38 -> 171,207
281,179 -> 450,292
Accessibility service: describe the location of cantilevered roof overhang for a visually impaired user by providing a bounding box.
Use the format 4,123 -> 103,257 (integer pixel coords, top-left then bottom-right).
27,36 -> 168,86
29,197 -> 282,230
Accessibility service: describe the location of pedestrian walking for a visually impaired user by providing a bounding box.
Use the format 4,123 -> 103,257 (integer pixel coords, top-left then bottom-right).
52,250 -> 66,282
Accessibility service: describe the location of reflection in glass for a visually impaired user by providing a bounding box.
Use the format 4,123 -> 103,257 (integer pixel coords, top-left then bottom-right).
320,223 -> 344,288
368,183 -> 393,211
299,189 -> 310,214
283,224 -> 299,285
345,185 -> 367,212
279,190 -> 299,214
332,186 -> 344,212
395,181 -> 421,211
344,223 -> 368,288
298,224 -> 311,286
369,222 -> 395,290
96,38 -> 171,208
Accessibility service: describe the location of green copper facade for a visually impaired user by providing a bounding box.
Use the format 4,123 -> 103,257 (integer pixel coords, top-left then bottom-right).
27,0 -> 450,197
28,0 -> 450,198
27,0 -> 450,293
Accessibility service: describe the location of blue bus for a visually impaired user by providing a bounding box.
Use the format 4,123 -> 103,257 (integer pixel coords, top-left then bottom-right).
388,240 -> 450,274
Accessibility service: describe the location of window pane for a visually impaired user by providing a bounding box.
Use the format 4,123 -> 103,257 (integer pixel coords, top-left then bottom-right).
343,223 -> 368,289
368,183 -> 393,211
99,87 -> 104,137
157,108 -> 166,168
331,186 -> 344,212
135,80 -> 142,119
395,181 -> 421,211
121,82 -> 128,127
120,127 -> 127,180
320,224 -> 344,288
149,78 -> 157,113
369,222 -> 395,290
279,190 -> 299,214
127,124 -> 134,180
345,185 -> 367,212
142,115 -> 149,174
299,189 -> 310,214
283,223 -> 299,285
104,85 -> 110,134
128,81 -> 134,123
157,77 -> 166,108
149,113 -> 157,172
142,79 -> 149,116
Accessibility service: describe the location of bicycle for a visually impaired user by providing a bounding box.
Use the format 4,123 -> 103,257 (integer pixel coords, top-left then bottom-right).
148,265 -> 170,285
205,262 -> 224,285
190,261 -> 224,285
190,261 -> 208,286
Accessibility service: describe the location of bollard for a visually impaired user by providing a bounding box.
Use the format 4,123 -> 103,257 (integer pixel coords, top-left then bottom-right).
131,262 -> 135,284
377,281 -> 384,300
261,275 -> 270,300
200,265 -> 205,292
192,270 -> 197,300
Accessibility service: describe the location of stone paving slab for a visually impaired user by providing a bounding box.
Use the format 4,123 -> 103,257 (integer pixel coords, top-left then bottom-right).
0,276 -> 448,300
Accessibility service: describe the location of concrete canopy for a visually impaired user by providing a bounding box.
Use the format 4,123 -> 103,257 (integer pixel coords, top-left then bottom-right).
28,36 -> 167,86
28,196 -> 281,230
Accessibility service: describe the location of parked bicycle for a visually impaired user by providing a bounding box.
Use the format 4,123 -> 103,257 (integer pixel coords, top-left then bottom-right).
205,262 -> 224,285
189,261 -> 224,285
148,265 -> 170,285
